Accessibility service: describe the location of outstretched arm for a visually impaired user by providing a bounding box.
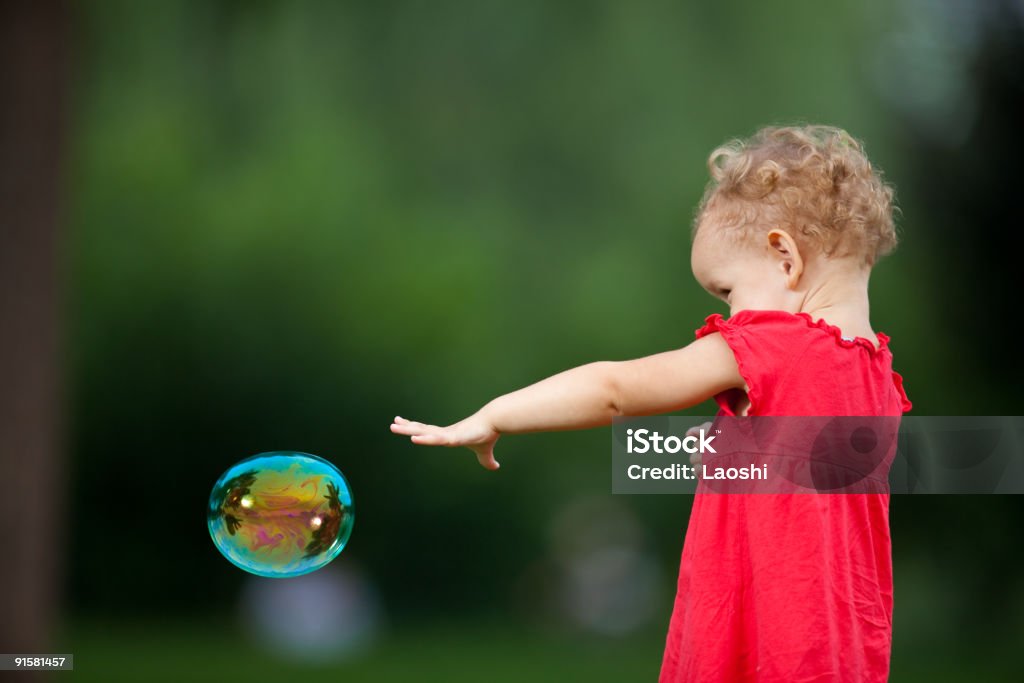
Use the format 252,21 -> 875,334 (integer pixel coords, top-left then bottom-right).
389,332 -> 743,469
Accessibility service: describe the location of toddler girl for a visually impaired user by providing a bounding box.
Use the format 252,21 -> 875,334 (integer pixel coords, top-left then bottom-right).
391,124 -> 912,682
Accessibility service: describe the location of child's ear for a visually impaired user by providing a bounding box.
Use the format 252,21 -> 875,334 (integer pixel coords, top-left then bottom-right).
767,228 -> 804,289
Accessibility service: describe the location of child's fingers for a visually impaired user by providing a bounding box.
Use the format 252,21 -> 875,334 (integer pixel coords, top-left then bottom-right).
403,423 -> 451,444
686,420 -> 713,438
390,419 -> 435,436
393,420 -> 471,448
390,421 -> 419,435
391,416 -> 433,431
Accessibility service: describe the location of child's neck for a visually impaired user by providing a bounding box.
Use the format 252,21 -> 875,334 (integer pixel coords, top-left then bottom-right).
798,266 -> 875,342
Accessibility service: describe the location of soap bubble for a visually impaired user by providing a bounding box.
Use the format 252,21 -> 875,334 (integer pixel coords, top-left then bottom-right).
208,451 -> 354,578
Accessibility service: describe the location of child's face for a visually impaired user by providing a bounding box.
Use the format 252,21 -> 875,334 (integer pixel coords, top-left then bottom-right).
690,218 -> 801,316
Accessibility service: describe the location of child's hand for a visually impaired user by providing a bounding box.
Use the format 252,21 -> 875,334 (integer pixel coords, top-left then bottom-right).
687,421 -> 714,467
390,414 -> 501,470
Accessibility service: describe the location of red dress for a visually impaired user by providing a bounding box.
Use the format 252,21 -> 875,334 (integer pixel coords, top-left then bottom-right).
659,310 -> 913,682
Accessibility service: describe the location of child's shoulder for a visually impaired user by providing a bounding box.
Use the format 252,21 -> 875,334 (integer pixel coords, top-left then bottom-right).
697,309 -> 804,337
696,309 -> 824,348
697,309 -> 889,356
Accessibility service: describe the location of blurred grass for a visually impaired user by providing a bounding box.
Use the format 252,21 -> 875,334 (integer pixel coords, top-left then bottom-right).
59,617 -> 1017,683
61,618 -> 663,683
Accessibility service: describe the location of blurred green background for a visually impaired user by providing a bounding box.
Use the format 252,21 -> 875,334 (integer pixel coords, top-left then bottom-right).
3,0 -> 1023,681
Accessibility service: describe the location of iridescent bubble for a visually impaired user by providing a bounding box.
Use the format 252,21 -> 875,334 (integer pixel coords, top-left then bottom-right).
208,452 -> 354,578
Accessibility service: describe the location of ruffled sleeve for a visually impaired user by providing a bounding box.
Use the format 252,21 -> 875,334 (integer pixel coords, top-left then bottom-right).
695,313 -> 760,414
892,370 -> 913,413
694,311 -> 814,416
694,313 -> 727,341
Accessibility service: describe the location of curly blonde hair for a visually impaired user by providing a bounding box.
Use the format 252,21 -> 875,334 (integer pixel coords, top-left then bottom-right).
693,125 -> 900,266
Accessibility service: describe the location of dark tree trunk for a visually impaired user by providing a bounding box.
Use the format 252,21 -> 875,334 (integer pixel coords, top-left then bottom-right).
0,0 -> 69,674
